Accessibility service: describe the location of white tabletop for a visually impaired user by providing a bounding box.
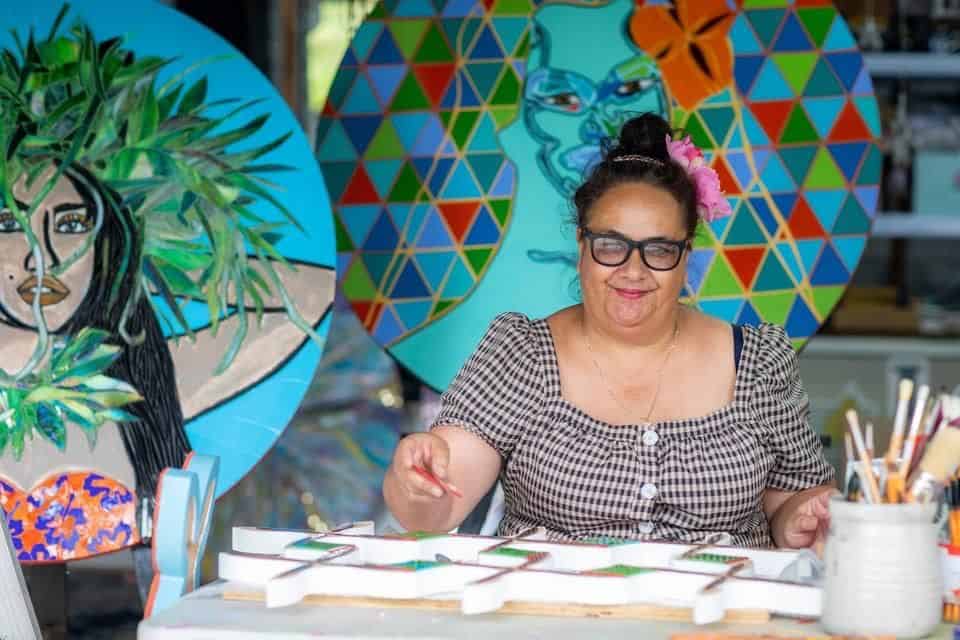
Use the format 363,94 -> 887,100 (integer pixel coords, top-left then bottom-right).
137,581 -> 957,640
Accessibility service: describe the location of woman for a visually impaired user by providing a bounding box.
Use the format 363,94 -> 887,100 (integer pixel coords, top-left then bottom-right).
384,113 -> 834,549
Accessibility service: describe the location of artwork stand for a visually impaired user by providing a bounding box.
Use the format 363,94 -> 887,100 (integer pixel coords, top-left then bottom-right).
133,543 -> 156,606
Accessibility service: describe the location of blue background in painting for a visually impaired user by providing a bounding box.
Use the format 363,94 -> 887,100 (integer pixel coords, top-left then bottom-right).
1,0 -> 335,496
390,0 -> 638,391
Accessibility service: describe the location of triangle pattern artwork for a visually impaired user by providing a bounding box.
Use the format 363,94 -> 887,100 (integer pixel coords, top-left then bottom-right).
316,0 -> 880,391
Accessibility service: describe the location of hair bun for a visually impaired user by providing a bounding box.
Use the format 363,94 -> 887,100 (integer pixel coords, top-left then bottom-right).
606,112 -> 673,163
574,112 -> 700,239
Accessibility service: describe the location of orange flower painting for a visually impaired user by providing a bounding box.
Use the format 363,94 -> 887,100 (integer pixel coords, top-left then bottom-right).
629,0 -> 736,110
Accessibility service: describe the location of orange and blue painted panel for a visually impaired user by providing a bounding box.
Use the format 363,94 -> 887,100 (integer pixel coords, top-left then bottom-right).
0,474 -> 137,561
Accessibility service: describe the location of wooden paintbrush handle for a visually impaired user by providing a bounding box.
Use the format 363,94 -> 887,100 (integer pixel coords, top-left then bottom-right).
858,452 -> 882,503
886,434 -> 904,465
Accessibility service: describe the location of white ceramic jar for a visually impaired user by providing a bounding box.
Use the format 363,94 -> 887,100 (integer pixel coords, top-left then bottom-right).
822,497 -> 942,638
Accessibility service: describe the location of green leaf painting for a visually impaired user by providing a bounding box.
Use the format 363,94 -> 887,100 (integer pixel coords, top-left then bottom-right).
0,4 -> 322,415
0,329 -> 141,460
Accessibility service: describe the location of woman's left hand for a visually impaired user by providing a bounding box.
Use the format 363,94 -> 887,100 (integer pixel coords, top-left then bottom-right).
766,485 -> 835,550
779,489 -> 831,548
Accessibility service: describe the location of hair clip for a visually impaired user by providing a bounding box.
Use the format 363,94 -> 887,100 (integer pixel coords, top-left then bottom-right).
611,154 -> 663,166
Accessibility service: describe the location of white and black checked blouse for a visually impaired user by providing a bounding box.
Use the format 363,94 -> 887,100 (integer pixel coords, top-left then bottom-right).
432,312 -> 834,548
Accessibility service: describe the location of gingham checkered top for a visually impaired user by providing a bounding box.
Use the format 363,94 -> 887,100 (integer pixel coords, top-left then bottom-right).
433,312 -> 834,548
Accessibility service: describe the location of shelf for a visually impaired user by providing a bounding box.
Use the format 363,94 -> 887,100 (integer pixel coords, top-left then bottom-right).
870,213 -> 960,238
864,53 -> 960,78
803,334 -> 960,358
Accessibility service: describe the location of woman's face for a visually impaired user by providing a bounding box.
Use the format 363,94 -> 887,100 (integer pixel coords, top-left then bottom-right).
578,181 -> 688,330
0,166 -> 99,331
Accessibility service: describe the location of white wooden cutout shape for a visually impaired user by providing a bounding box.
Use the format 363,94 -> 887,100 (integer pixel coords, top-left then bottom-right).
218,527 -> 822,625
144,454 -> 219,618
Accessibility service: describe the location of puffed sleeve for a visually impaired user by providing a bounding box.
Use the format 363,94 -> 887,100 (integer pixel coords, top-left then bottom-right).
430,312 -> 544,460
751,323 -> 835,491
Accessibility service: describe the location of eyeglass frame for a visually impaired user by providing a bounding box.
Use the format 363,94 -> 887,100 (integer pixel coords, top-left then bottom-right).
579,227 -> 691,271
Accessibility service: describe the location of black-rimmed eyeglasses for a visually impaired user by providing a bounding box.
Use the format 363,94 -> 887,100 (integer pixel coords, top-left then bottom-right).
581,228 -> 690,271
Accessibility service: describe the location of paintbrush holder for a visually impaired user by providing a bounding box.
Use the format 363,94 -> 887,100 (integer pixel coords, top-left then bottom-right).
822,498 -> 942,638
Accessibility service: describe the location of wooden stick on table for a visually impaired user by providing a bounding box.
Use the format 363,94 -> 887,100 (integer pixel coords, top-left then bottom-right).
222,590 -> 771,624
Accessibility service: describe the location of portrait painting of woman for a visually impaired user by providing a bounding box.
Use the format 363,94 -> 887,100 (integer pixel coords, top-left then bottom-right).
0,4 -> 335,561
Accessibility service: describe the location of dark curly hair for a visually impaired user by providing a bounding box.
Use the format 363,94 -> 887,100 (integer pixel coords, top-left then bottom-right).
573,112 -> 699,239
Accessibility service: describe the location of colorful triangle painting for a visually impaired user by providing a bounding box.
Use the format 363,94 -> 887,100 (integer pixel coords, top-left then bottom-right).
321,0 -> 880,375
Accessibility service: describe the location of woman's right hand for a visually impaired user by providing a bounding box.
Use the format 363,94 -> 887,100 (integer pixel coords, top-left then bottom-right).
388,432 -> 459,500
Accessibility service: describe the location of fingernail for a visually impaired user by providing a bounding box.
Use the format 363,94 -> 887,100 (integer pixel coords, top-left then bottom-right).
432,487 -> 443,498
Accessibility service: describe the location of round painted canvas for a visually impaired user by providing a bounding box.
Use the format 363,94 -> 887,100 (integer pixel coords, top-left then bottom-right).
0,1 -> 335,561
319,0 -> 880,392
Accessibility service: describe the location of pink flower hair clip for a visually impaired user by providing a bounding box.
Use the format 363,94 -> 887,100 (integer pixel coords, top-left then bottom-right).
664,134 -> 733,222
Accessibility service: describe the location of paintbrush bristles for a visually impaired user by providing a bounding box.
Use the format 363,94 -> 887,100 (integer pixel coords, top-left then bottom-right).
886,378 -> 915,464
916,428 -> 960,484
947,395 -> 960,422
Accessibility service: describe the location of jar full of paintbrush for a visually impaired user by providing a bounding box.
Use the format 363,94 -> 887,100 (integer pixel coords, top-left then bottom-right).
821,497 -> 942,638
837,381 -> 960,633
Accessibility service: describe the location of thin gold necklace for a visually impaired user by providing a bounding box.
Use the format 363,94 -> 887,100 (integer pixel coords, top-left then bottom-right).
583,317 -> 680,424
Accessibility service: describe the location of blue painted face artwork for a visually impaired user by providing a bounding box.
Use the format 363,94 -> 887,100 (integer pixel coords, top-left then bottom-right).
502,0 -> 669,271
523,53 -> 667,196
390,0 -> 675,388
